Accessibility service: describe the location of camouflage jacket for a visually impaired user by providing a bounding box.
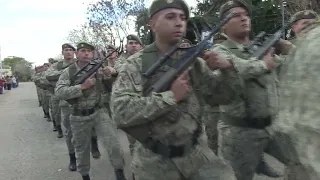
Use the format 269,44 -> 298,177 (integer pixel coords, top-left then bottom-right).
55,61 -> 102,109
211,39 -> 284,120
100,61 -> 118,108
114,53 -> 130,71
274,25 -> 320,179
46,59 -> 74,107
111,42 -> 225,145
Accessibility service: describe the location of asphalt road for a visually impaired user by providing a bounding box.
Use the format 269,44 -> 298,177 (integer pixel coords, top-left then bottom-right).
0,82 -> 284,180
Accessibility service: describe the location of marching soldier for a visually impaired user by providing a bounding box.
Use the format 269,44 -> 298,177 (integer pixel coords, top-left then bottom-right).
46,43 -> 101,171
211,1 -> 292,180
274,10 -> 320,180
34,64 -> 51,121
114,35 -> 143,156
111,0 -> 236,179
34,67 -> 43,107
55,42 -> 127,180
115,34 -> 143,71
274,16 -> 320,179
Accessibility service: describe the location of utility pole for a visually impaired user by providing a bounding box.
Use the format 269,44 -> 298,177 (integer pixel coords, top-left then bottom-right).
281,0 -> 286,39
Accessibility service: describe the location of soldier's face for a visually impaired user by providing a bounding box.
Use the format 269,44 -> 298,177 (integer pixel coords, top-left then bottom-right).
292,19 -> 316,35
150,8 -> 187,45
107,49 -> 118,59
76,48 -> 93,62
223,7 -> 251,37
126,40 -> 142,55
62,48 -> 75,60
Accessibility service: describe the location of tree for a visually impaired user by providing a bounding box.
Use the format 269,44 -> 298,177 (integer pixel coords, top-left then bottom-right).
2,56 -> 33,81
135,8 -> 150,45
86,0 -> 146,45
66,23 -> 111,47
193,0 -> 284,36
283,0 -> 320,14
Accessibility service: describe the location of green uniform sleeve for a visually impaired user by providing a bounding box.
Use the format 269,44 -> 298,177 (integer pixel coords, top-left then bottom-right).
55,68 -> 83,100
212,44 -> 270,79
111,55 -> 177,128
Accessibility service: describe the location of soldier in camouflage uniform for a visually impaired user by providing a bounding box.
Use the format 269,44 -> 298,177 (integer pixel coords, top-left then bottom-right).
46,43 -> 101,171
46,57 -> 66,138
55,42 -> 126,180
211,1 -> 293,180
34,64 -> 52,121
45,58 -> 60,131
114,34 -> 143,71
111,0 -> 236,179
273,20 -> 320,180
114,35 -> 143,156
273,13 -> 320,180
35,67 -> 43,107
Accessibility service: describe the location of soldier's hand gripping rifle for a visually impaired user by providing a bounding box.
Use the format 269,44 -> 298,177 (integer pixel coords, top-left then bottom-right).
70,47 -> 120,86
244,20 -> 295,60
142,12 -> 237,96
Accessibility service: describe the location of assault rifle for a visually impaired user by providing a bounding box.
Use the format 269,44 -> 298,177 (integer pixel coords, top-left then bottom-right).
244,20 -> 295,59
142,12 -> 237,96
70,48 -> 119,86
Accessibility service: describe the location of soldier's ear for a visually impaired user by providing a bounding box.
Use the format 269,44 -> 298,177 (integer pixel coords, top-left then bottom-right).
149,19 -> 155,32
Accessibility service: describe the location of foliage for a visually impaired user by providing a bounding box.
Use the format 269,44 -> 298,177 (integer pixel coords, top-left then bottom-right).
66,23 -> 112,47
133,0 -> 320,42
2,56 -> 33,81
135,8 -> 150,45
86,0 -> 146,46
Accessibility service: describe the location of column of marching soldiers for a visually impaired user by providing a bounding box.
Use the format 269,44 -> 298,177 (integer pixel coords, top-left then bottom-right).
32,0 -> 320,180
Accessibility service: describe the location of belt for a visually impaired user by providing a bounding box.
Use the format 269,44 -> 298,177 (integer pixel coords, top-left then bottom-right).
222,114 -> 271,129
143,122 -> 202,158
72,107 -> 98,116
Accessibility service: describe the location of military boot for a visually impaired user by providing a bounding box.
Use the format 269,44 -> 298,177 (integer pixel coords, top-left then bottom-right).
68,153 -> 77,171
56,125 -> 63,138
43,109 -> 47,118
91,137 -> 101,159
256,157 -> 282,177
46,113 -> 51,122
52,120 -> 57,131
115,169 -> 127,180
82,175 -> 90,180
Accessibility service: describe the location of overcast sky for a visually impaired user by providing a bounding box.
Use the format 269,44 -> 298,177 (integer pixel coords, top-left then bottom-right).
0,0 -> 197,66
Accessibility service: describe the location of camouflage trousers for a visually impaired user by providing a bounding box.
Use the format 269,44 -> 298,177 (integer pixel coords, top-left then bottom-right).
70,108 -> 125,176
61,106 -> 97,154
36,86 -> 42,105
217,120 -> 273,180
41,92 -> 50,115
202,108 -> 220,154
131,131 -> 236,180
272,128 -> 320,180
50,95 -> 61,125
126,134 -> 136,155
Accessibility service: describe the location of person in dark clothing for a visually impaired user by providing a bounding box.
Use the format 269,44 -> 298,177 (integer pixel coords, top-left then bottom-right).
5,76 -> 12,90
